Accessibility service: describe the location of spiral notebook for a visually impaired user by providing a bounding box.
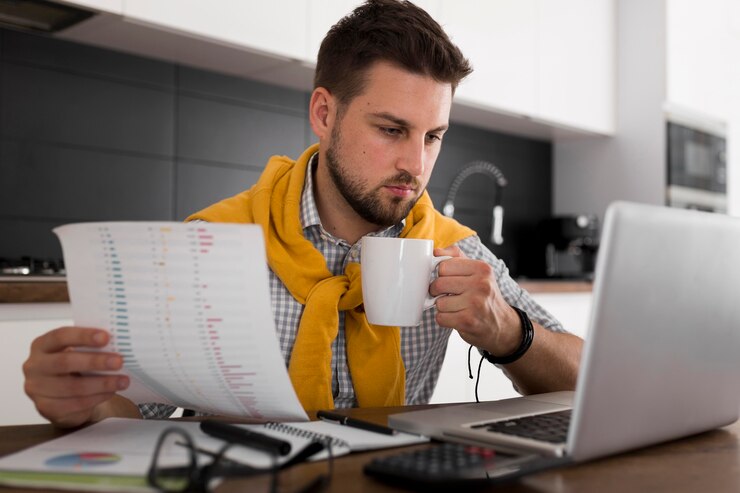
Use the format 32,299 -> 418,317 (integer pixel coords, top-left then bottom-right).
234,421 -> 429,463
0,418 -> 429,492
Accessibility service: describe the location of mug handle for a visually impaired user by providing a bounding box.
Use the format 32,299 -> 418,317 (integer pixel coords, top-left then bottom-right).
422,255 -> 452,310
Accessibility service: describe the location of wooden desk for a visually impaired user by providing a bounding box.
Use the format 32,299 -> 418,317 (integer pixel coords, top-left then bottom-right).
1,407 -> 738,493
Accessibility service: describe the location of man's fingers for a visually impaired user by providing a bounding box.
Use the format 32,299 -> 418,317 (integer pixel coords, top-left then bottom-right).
24,351 -> 123,377
31,327 -> 109,354
23,326 -> 127,428
437,257 -> 492,277
434,292 -> 469,313
34,393 -> 117,426
434,246 -> 465,258
25,374 -> 129,399
429,275 -> 467,297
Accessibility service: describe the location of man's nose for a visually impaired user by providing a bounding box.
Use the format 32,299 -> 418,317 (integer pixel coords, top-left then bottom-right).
396,137 -> 425,177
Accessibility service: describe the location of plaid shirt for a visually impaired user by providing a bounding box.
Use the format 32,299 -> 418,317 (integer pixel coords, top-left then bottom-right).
140,154 -> 563,418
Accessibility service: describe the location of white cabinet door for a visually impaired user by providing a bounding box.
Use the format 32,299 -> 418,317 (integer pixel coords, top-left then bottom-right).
2,320 -> 64,426
430,330 -> 520,404
438,0 -> 538,117
0,304 -> 73,426
103,1 -> 613,135
530,292 -> 592,339
308,1 -> 614,134
124,0 -> 309,61
536,0 -> 615,134
430,291 -> 592,405
437,2 -> 614,135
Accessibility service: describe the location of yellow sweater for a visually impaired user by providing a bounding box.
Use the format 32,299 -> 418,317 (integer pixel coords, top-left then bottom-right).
187,144 -> 474,410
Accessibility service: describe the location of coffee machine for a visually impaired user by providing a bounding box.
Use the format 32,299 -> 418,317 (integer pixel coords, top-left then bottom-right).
536,215 -> 599,279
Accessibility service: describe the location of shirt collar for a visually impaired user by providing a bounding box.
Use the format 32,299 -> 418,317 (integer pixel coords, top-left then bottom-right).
300,153 -> 323,230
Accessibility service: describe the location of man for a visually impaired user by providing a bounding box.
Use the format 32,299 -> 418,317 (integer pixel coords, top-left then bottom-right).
23,0 -> 582,428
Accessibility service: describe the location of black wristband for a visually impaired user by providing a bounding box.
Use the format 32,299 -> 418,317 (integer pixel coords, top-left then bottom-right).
481,305 -> 534,365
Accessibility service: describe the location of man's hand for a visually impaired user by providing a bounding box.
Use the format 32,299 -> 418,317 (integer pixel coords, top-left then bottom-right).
430,246 -> 521,356
429,246 -> 583,394
22,327 -> 136,428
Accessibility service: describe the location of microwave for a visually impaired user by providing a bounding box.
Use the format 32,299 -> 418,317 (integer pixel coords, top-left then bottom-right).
666,112 -> 727,212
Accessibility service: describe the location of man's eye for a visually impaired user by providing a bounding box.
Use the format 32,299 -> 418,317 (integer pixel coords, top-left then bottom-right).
426,134 -> 442,143
381,127 -> 402,136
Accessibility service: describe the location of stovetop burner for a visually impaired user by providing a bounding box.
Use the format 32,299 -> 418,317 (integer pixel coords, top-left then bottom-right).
0,257 -> 66,277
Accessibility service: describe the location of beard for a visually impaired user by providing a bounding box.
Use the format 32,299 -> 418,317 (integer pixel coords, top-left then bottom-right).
325,127 -> 422,228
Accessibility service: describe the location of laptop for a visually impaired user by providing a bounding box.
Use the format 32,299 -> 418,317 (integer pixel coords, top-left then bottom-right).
389,201 -> 740,464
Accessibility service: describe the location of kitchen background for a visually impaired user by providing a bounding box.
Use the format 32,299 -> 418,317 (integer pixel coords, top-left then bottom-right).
0,27 -> 552,278
1,0 -> 739,426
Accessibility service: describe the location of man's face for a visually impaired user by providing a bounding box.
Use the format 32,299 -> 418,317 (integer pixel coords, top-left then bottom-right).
323,61 -> 452,227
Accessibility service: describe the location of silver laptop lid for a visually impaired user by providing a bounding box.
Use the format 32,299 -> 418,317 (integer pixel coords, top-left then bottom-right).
568,202 -> 740,462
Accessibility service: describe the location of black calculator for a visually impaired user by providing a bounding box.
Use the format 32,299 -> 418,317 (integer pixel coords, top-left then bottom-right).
363,442 -> 567,490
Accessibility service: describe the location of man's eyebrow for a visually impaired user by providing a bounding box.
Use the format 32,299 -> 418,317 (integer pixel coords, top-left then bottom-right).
370,112 -> 448,133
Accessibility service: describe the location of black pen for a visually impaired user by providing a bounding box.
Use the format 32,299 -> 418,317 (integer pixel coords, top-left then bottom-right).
316,410 -> 396,436
200,420 -> 292,456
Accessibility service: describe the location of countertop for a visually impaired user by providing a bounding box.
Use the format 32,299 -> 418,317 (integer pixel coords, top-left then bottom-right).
0,277 -> 592,303
517,279 -> 593,294
0,278 -> 69,303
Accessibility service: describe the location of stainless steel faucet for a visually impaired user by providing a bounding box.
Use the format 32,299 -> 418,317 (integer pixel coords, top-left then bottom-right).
442,161 -> 508,245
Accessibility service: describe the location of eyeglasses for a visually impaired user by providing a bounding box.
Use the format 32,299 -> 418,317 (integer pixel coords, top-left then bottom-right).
146,426 -> 333,493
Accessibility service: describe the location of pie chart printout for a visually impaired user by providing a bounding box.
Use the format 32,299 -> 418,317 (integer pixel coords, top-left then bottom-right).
45,453 -> 121,468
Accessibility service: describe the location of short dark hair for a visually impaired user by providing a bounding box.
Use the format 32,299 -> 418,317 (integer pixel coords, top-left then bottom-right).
314,0 -> 472,106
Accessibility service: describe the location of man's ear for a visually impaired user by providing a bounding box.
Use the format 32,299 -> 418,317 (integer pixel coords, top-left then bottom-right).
309,87 -> 336,140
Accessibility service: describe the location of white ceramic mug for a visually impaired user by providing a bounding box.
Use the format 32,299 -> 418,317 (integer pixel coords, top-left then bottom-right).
360,236 -> 450,326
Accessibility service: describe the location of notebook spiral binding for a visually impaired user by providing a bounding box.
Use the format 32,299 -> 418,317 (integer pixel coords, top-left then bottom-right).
265,422 -> 351,450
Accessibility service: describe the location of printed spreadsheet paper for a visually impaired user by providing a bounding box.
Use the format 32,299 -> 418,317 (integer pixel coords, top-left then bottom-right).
53,222 -> 308,422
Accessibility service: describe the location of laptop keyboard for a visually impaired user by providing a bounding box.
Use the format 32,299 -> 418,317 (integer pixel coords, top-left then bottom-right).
471,409 -> 572,444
